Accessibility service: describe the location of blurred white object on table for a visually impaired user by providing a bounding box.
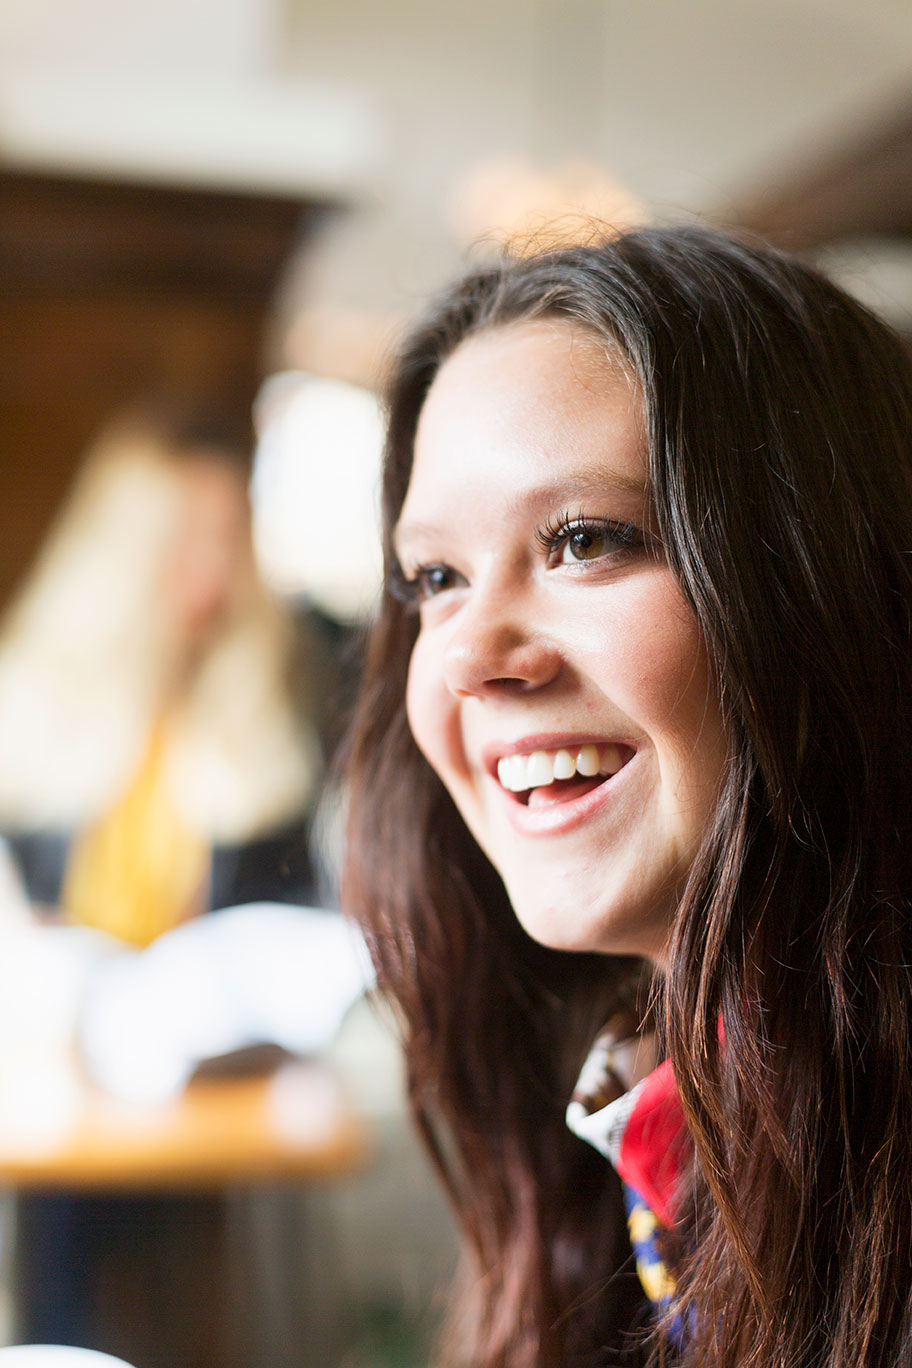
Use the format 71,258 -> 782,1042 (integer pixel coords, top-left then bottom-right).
79,903 -> 374,1104
0,925 -> 118,1146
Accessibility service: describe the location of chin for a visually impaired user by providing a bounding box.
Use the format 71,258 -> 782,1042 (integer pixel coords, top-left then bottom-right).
507,887 -> 668,960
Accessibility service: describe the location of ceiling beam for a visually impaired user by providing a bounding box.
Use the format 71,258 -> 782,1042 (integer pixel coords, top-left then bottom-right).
724,96 -> 912,248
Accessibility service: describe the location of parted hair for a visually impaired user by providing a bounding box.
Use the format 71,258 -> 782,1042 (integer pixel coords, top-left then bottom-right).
344,225 -> 912,1368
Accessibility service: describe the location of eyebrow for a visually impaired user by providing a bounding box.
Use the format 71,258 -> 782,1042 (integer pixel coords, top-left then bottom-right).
528,470 -> 647,503
393,467 -> 649,558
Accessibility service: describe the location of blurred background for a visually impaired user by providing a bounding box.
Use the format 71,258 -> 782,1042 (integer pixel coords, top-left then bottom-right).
0,2 -> 911,1365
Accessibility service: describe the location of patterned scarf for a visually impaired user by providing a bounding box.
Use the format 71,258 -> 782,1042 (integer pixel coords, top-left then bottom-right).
566,1023 -> 691,1341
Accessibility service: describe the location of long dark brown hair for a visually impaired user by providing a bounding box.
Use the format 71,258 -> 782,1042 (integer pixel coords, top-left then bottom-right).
343,226 -> 912,1368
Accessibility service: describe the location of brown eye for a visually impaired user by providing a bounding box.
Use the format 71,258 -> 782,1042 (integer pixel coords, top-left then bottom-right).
388,560 -> 466,610
542,515 -> 646,567
418,564 -> 459,598
537,513 -> 645,568
560,528 -> 607,563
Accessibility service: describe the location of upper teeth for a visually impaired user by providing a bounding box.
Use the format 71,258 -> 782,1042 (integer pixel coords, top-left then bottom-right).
496,744 -> 626,793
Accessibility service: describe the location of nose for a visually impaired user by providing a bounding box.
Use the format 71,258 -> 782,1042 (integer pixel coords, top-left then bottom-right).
441,588 -> 561,698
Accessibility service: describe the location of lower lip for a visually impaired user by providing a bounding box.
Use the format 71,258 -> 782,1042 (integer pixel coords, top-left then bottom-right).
492,756 -> 635,836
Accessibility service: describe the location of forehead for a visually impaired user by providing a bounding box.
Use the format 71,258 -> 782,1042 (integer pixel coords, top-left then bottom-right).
400,321 -> 646,532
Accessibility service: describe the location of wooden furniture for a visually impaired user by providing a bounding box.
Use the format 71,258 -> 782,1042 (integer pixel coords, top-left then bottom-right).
0,167 -> 337,610
3,1064 -> 368,1368
0,1065 -> 366,1191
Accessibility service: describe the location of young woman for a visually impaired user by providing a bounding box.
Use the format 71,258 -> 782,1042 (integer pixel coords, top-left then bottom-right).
344,226 -> 912,1368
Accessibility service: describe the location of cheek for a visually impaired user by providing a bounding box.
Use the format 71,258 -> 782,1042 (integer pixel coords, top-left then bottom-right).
578,575 -> 711,723
405,634 -> 458,778
618,584 -> 726,806
404,639 -> 431,755
573,574 -> 726,806
636,619 -> 715,737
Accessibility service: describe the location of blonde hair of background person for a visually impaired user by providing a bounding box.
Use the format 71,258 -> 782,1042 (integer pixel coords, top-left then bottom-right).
0,411 -> 318,943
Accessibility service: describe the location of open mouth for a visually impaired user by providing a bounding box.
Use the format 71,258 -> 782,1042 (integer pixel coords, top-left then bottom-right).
496,743 -> 634,809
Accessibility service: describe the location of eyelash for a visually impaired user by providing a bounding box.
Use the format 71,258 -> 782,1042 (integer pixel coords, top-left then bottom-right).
389,510 -> 646,610
534,510 -> 645,563
387,560 -> 460,609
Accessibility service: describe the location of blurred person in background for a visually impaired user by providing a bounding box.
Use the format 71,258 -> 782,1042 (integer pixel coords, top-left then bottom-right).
0,404 -> 319,942
0,405 -> 324,1355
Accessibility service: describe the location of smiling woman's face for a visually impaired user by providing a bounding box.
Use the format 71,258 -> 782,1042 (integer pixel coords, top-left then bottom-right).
394,321 -> 727,963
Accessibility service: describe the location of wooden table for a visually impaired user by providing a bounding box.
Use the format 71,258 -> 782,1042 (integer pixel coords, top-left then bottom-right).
1,1064 -> 369,1368
0,1063 -> 368,1191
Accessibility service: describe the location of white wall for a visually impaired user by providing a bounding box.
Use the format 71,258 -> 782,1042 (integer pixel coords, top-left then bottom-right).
277,0 -> 912,313
2,0 -> 912,317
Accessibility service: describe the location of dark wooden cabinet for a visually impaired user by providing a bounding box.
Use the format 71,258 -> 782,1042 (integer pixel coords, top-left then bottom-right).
0,168 -> 336,607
